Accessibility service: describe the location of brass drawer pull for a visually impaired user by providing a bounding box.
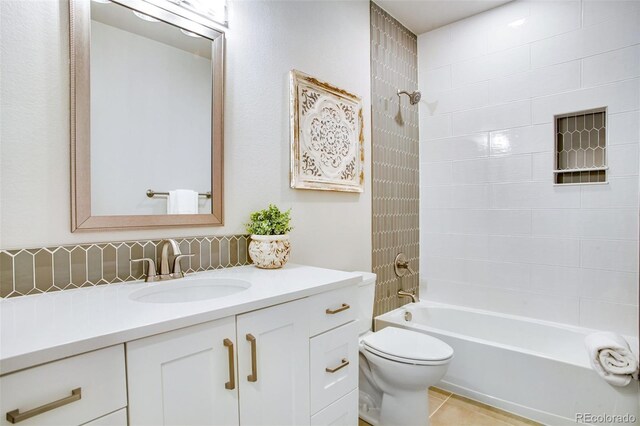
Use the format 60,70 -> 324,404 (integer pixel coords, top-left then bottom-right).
246,333 -> 258,382
6,388 -> 82,424
326,358 -> 350,373
223,338 -> 235,390
326,303 -> 350,315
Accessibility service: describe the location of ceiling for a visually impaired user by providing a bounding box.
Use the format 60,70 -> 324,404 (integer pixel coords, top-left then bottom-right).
374,0 -> 513,35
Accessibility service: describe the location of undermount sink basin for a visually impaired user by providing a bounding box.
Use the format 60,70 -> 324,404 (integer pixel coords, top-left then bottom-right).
130,278 -> 251,303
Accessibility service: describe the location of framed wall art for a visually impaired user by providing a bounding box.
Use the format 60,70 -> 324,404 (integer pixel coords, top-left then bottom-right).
289,70 -> 364,193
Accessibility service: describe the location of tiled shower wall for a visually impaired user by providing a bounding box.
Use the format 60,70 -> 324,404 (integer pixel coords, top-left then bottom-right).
418,0 -> 639,336
371,3 -> 419,316
0,235 -> 251,298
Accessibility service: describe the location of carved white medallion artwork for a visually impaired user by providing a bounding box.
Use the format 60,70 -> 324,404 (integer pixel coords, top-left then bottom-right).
290,70 -> 364,192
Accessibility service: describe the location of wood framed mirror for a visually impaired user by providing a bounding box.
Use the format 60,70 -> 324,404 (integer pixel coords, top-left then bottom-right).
70,0 -> 224,231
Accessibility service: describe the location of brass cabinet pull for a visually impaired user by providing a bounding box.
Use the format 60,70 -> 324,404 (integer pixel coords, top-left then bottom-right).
6,388 -> 82,424
326,358 -> 350,373
246,333 -> 257,382
326,303 -> 350,315
223,338 -> 235,390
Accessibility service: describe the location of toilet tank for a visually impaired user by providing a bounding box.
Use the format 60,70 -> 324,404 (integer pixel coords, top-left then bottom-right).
353,271 -> 377,335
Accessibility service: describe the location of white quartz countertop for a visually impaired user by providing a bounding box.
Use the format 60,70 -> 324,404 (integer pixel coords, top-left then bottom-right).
0,264 -> 362,375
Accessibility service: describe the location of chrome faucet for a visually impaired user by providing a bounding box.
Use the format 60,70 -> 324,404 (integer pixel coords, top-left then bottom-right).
397,290 -> 417,303
130,239 -> 193,282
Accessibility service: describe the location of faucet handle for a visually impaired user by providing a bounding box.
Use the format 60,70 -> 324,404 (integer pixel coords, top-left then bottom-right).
130,258 -> 158,281
172,254 -> 194,277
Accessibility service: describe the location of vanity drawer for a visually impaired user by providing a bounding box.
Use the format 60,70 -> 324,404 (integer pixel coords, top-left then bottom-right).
310,388 -> 358,426
0,345 -> 127,426
83,408 -> 127,426
310,321 -> 359,414
309,285 -> 357,337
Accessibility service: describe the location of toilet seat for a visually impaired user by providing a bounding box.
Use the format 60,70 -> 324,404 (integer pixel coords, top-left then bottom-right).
362,327 -> 453,366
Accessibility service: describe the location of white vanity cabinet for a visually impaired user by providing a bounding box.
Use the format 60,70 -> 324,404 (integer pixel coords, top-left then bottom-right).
1,270 -> 361,426
126,316 -> 239,426
0,345 -> 127,426
126,298 -> 312,426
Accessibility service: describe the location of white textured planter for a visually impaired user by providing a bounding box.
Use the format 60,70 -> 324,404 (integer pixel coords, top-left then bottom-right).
248,234 -> 291,269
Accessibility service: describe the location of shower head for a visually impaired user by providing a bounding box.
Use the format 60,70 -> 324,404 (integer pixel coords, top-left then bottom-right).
397,90 -> 422,105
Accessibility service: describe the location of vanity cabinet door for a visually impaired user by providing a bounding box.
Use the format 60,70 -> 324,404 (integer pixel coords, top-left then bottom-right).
126,316 -> 239,426
236,299 -> 310,426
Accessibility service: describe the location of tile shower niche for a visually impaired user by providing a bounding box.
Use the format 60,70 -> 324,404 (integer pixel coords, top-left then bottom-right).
554,108 -> 607,184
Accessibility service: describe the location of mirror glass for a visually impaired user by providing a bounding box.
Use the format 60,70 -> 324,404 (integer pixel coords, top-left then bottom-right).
89,0 -> 213,216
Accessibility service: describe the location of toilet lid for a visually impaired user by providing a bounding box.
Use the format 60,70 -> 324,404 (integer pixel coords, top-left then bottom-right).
362,327 -> 453,363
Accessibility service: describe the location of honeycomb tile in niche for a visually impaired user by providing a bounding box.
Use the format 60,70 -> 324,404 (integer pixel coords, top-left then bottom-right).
555,108 -> 607,184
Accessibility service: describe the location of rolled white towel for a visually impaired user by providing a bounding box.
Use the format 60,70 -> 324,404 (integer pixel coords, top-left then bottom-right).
585,332 -> 639,387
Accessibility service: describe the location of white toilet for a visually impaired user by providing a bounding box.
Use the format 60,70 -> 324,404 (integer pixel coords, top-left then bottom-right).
356,272 -> 453,426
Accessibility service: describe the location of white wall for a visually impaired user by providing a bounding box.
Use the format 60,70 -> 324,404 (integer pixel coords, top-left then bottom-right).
0,0 -> 372,273
91,21 -> 211,216
418,0 -> 639,336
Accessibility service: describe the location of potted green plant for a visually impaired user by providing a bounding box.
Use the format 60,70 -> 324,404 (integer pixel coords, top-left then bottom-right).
245,204 -> 292,269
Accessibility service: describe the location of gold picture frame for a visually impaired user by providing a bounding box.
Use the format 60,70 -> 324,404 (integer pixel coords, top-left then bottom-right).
289,70 -> 364,193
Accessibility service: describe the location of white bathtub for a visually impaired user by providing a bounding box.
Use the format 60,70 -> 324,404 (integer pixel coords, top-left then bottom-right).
375,301 -> 639,426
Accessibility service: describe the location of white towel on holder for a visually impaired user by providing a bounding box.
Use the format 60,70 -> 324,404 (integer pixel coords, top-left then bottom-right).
167,189 -> 199,214
585,332 -> 639,387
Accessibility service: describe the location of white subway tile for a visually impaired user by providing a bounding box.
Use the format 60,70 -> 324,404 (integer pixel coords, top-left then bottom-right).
488,155 -> 532,182
418,26 -> 451,70
489,235 -> 581,267
530,60 -> 581,98
421,133 -> 489,162
608,144 -> 639,177
579,269 -> 639,305
486,1 -> 530,52
580,176 -> 639,208
524,1 -> 581,44
452,45 -> 530,87
487,209 -> 532,236
532,209 -> 638,240
531,151 -> 554,182
423,233 -> 490,260
452,158 -> 489,184
420,113 -> 452,140
490,124 -> 552,156
489,72 -> 531,104
423,256 -> 531,290
426,82 -> 489,114
581,239 -> 639,272
530,265 -> 581,298
491,182 -> 581,209
448,16 -> 489,64
426,279 -> 580,324
531,79 -> 639,124
579,298 -> 638,336
453,100 -> 531,135
421,209 -> 451,234
451,184 -> 490,208
582,45 -> 640,88
531,14 -> 640,68
421,185 -> 452,209
420,161 -> 453,186
608,111 -> 640,145
531,29 -> 581,69
420,65 -> 451,92
582,0 -> 640,27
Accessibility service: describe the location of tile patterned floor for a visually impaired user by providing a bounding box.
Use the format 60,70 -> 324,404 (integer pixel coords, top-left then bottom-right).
359,387 -> 541,426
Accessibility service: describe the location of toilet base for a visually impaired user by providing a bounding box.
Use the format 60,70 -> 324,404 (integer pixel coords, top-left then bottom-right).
380,389 -> 430,426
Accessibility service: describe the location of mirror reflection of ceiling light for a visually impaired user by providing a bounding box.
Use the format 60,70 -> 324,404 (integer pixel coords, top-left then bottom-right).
180,29 -> 202,38
179,0 -> 227,25
133,10 -> 161,22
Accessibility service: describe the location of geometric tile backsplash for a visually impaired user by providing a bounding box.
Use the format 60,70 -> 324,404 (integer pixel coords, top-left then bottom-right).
370,2 -> 420,317
0,235 -> 251,298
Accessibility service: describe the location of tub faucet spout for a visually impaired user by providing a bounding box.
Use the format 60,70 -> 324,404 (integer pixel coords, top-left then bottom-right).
397,290 -> 417,303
